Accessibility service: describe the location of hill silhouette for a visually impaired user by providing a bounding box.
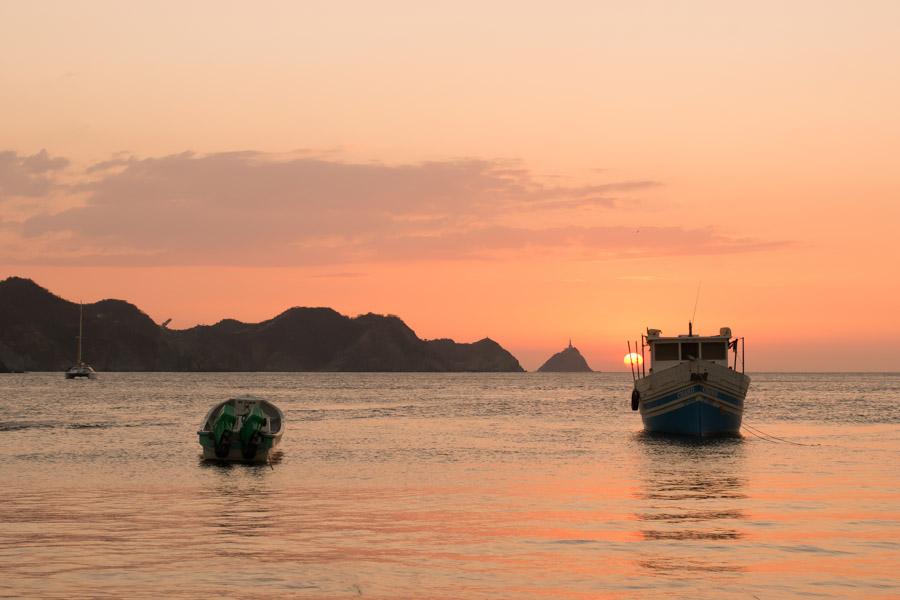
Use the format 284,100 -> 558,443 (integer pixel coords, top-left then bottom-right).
0,277 -> 524,372
537,341 -> 593,372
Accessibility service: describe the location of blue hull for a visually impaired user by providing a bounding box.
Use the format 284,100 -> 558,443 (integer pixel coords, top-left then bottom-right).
640,384 -> 744,437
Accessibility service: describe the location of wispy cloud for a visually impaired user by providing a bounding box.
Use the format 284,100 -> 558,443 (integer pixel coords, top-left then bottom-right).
0,149 -> 787,266
0,150 -> 69,199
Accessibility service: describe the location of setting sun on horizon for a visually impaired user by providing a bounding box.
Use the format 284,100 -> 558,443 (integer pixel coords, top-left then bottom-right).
624,353 -> 644,367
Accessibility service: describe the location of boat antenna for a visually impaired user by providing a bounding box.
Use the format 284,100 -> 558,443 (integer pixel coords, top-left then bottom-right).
690,281 -> 701,334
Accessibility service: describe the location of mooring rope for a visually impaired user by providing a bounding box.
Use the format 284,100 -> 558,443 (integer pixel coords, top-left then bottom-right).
740,424 -> 775,443
741,421 -> 820,446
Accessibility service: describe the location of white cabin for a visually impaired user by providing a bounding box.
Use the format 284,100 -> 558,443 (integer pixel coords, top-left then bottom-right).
646,326 -> 733,373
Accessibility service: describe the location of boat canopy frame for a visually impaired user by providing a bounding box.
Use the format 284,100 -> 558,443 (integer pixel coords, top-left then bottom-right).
627,323 -> 745,382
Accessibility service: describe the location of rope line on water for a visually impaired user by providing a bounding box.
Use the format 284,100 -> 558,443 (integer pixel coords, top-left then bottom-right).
741,421 -> 820,446
741,424 -> 775,443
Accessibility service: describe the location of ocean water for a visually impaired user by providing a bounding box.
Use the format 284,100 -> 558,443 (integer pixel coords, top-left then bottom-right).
0,372 -> 898,599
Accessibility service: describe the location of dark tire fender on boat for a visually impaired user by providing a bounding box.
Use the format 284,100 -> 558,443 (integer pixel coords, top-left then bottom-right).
631,389 -> 640,411
214,430 -> 232,458
242,432 -> 261,460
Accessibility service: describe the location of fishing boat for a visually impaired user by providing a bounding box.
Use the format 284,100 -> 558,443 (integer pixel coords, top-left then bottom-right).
627,323 -> 749,437
65,304 -> 97,379
198,396 -> 284,463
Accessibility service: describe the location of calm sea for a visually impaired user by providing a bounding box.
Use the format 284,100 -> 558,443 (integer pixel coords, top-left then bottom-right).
1,373 -> 898,599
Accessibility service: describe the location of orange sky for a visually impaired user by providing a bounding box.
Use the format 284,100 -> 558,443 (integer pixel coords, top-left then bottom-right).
1,2 -> 899,371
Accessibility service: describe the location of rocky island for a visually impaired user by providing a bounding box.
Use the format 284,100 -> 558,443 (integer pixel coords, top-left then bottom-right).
536,340 -> 593,372
0,277 -> 524,372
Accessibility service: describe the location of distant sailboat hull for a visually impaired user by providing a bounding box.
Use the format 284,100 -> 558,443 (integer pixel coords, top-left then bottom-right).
636,361 -> 749,437
65,365 -> 96,379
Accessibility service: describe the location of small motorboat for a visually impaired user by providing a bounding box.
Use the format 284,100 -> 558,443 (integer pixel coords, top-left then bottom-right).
627,323 -> 750,437
198,396 -> 284,463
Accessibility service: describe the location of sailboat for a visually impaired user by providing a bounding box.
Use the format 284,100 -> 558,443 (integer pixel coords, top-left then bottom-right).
65,304 -> 97,379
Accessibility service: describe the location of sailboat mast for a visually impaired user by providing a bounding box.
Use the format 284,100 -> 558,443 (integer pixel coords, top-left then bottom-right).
77,304 -> 83,364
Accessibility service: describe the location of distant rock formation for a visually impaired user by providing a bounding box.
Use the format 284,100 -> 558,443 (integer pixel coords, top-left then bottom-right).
537,340 -> 593,372
0,277 -> 525,373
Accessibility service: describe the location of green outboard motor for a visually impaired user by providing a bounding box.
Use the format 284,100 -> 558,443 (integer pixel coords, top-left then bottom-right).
239,404 -> 266,460
212,404 -> 236,458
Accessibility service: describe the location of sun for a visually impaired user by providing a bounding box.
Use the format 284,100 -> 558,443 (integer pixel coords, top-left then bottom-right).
623,352 -> 643,366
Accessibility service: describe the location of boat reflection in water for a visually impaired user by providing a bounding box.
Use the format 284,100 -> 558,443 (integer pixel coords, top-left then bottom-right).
633,433 -> 749,577
199,460 -> 280,541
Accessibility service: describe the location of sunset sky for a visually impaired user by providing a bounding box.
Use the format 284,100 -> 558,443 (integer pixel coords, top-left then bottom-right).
2,1 -> 898,371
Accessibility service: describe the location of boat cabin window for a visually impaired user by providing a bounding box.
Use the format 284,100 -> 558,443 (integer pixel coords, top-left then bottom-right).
680,342 -> 699,360
653,343 -> 679,361
652,339 -> 730,363
701,342 -> 727,360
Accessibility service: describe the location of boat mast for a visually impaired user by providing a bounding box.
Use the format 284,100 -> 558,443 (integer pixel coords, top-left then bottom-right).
76,304 -> 83,364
